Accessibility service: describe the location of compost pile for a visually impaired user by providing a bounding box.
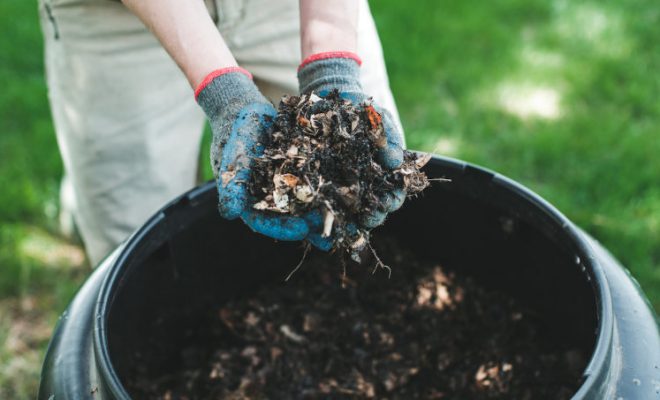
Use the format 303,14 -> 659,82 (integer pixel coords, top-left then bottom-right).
127,237 -> 585,400
244,91 -> 429,257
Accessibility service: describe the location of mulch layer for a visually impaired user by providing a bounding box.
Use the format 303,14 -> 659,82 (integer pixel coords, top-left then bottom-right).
127,237 -> 586,399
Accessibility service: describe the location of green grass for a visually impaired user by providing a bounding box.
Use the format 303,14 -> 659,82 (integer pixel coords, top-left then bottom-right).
374,0 -> 660,304
0,1 -> 88,397
0,0 -> 658,397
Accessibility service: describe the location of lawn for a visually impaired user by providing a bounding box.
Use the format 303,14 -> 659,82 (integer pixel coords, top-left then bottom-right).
1,0 -> 658,397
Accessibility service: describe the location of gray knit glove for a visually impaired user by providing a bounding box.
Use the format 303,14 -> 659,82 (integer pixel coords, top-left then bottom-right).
196,68 -> 271,186
196,67 -> 327,245
297,52 -> 406,228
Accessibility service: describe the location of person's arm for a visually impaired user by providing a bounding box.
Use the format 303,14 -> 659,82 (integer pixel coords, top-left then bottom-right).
121,0 -> 236,88
299,0 -> 358,59
298,1 -> 405,230
121,0 -> 330,249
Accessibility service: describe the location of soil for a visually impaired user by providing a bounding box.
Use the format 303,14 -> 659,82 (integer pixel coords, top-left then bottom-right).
245,91 -> 430,258
126,237 -> 586,400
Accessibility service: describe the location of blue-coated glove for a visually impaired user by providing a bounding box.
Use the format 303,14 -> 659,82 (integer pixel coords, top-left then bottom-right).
297,52 -> 406,229
196,67 -> 332,250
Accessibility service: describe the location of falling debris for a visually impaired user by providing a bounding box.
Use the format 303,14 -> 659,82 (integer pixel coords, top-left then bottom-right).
248,90 -> 430,257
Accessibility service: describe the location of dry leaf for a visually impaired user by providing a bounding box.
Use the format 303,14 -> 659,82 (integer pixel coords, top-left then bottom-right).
415,153 -> 432,168
397,167 -> 417,175
297,115 -> 310,127
273,173 -> 299,188
244,312 -> 260,327
364,105 -> 382,130
294,185 -> 314,203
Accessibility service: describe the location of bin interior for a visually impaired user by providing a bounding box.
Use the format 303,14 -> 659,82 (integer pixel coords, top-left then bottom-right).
105,163 -> 599,392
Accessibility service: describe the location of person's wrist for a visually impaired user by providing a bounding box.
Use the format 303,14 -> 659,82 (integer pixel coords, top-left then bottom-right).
194,67 -> 253,100
195,67 -> 267,120
298,51 -> 362,70
297,52 -> 363,95
299,2 -> 358,60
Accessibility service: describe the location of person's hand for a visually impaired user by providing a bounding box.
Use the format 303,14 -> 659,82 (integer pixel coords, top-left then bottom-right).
297,52 -> 406,229
196,67 -> 332,250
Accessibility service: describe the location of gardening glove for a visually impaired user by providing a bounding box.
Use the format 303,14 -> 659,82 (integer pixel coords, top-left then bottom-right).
297,52 -> 406,229
196,67 -> 332,250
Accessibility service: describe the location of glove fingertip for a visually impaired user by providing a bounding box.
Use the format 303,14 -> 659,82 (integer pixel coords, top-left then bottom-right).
387,189 -> 407,213
303,209 -> 325,229
378,145 -> 404,170
217,196 -> 244,220
217,104 -> 276,221
218,203 -> 241,220
241,211 -> 309,241
217,176 -> 248,220
361,211 -> 387,229
307,234 -> 334,252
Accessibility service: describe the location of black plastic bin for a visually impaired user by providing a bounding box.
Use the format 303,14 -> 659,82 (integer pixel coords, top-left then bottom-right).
39,155 -> 660,399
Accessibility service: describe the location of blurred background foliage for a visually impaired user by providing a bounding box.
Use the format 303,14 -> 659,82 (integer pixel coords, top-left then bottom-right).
1,0 -> 658,396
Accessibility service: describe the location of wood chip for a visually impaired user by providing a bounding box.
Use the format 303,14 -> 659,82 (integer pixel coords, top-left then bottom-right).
279,325 -> 305,343
286,145 -> 299,157
415,153 -> 432,168
294,185 -> 314,203
253,201 -> 269,210
273,190 -> 289,210
322,209 -> 335,237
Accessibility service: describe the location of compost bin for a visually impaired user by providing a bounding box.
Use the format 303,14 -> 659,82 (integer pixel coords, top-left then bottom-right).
39,155 -> 660,399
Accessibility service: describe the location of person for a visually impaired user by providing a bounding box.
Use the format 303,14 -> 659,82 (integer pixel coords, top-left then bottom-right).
39,0 -> 405,265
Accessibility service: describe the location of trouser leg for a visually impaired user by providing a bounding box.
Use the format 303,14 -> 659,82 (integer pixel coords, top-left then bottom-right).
39,0 -> 206,264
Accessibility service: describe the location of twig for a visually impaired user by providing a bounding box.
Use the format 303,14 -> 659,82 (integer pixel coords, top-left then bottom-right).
304,175 -> 315,192
340,256 -> 348,289
369,243 -> 392,278
280,324 -> 306,343
285,242 -> 311,281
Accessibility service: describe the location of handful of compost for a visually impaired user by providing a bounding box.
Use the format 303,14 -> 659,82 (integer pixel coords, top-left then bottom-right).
246,90 -> 429,260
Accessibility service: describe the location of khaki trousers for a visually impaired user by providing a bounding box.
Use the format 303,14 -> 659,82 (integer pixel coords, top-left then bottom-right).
39,0 -> 402,265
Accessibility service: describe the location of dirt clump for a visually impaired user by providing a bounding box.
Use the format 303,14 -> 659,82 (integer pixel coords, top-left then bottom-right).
247,91 -> 430,258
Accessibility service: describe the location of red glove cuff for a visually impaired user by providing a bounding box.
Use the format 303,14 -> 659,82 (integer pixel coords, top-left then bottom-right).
298,51 -> 362,71
194,67 -> 253,100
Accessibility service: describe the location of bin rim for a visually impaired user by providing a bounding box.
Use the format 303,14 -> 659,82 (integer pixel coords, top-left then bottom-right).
92,154 -> 614,400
